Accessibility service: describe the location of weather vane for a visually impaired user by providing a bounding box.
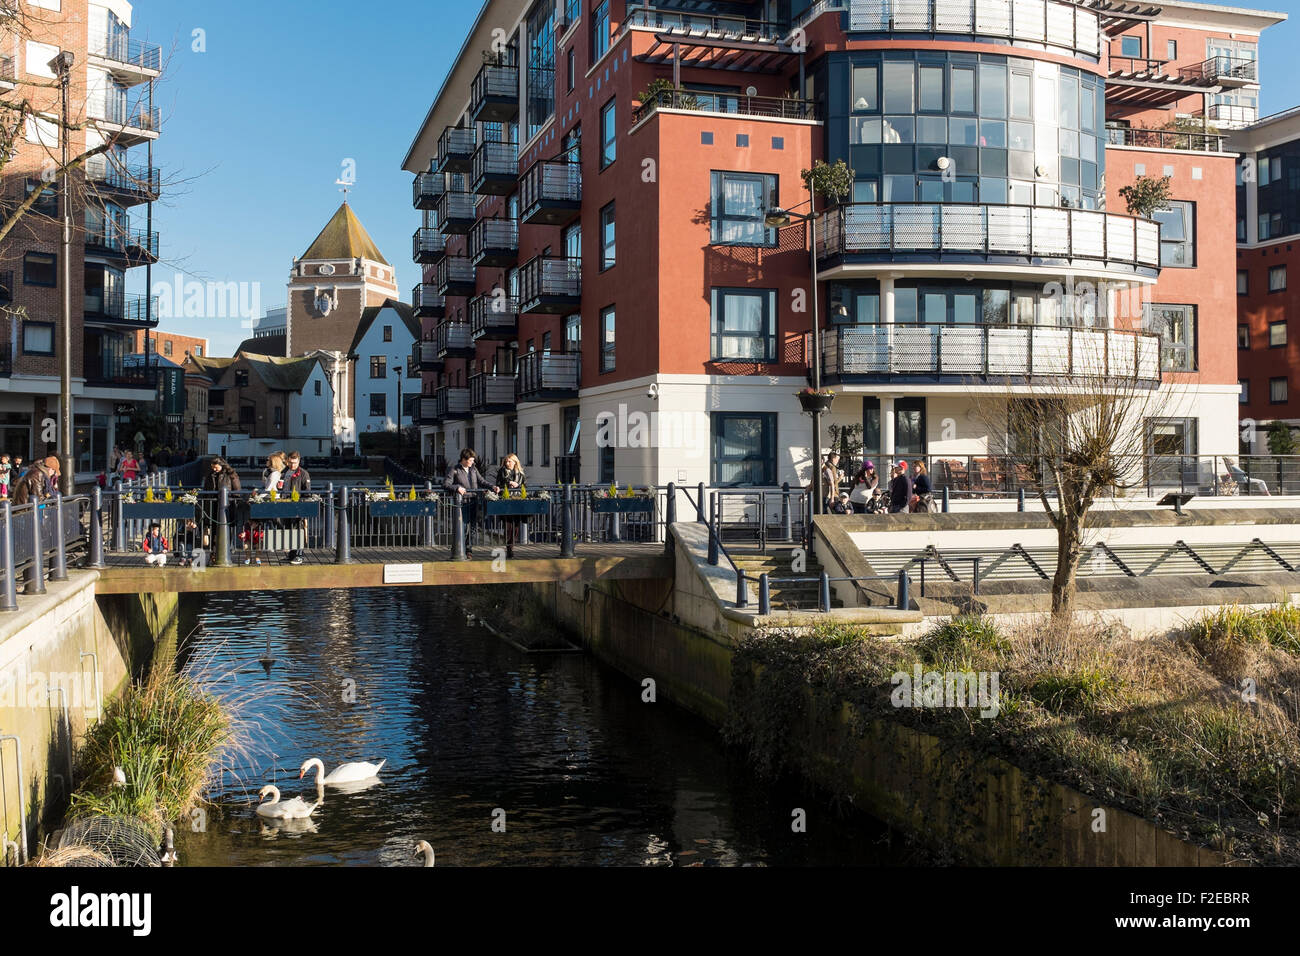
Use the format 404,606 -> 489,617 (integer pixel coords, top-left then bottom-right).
336,177 -> 354,201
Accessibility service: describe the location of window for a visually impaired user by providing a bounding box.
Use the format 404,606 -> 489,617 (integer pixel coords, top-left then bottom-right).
23,252 -> 56,287
1269,266 -> 1286,292
162,340 -> 173,357
303,414 -> 308,427
542,424 -> 551,466
1239,379 -> 1249,404
736,133 -> 749,148
370,393 -> 387,417
26,180 -> 57,216
25,114 -> 58,147
239,405 -> 255,426
1120,35 -> 1142,58
1167,39 -> 1177,60
711,289 -> 776,362
600,98 -> 616,168
369,356 -> 387,378
314,380 -> 322,396
591,0 -> 609,61
274,406 -> 282,428
1148,304 -> 1196,371
235,370 -> 249,387
1152,201 -> 1194,268
525,425 -> 534,467
383,325 -> 393,342
564,314 -> 581,351
542,331 -> 552,353
712,413 -> 777,486
600,306 -> 615,372
566,48 -> 576,92
1238,325 -> 1250,349
598,443 -> 615,484
564,0 -> 579,25
1238,271 -> 1248,295
600,202 -> 615,270
710,171 -> 777,246
1271,377 -> 1289,404
1270,322 -> 1288,347
21,322 -> 53,355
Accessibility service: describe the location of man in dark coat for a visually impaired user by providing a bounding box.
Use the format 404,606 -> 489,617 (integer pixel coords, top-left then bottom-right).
888,461 -> 912,514
443,448 -> 498,557
13,457 -> 58,506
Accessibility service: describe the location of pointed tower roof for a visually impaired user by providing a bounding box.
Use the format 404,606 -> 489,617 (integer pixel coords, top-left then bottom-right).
299,203 -> 389,265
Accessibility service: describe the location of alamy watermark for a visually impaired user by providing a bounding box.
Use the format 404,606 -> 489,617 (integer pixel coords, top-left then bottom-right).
891,665 -> 1001,718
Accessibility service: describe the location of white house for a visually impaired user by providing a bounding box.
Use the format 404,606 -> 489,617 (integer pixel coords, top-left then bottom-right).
349,299 -> 419,437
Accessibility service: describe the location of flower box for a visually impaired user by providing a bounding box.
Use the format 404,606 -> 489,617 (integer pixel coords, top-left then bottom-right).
485,498 -> 550,517
249,501 -> 319,519
368,499 -> 442,518
591,497 -> 655,514
797,392 -> 835,414
121,502 -> 194,521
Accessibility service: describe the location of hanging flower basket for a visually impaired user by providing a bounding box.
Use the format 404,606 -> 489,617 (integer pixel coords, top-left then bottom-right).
797,388 -> 836,414
121,502 -> 194,521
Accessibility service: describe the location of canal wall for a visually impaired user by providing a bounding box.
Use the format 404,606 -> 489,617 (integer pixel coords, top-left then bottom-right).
534,523 -> 1231,866
0,574 -> 177,864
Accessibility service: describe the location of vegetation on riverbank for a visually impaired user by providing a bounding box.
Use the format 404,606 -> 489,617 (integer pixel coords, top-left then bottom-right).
726,606 -> 1300,864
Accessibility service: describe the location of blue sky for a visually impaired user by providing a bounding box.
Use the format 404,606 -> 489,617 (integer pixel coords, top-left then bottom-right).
132,0 -> 1300,357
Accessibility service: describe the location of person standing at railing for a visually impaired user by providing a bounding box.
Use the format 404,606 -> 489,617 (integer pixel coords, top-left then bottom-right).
820,452 -> 842,513
13,457 -> 57,506
202,457 -> 242,564
444,448 -> 497,558
888,462 -> 911,514
911,462 -> 934,513
495,452 -> 526,559
848,461 -> 878,515
282,451 -> 311,565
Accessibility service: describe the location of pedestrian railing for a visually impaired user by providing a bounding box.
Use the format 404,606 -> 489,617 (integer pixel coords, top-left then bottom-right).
740,568 -> 911,614
0,495 -> 90,610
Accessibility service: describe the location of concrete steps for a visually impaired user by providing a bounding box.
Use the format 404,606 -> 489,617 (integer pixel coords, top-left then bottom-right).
731,551 -> 844,610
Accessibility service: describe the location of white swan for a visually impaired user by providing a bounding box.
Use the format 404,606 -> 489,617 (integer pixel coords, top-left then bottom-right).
255,784 -> 320,820
414,840 -> 435,867
299,757 -> 386,786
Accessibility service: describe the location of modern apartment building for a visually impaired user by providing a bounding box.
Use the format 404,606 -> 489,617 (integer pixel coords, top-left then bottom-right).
401,0 -> 1278,489
0,0 -> 162,477
1232,105 -> 1300,449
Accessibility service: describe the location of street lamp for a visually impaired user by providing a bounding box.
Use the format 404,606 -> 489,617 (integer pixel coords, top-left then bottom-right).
765,200 -> 827,515
394,355 -> 403,464
49,50 -> 75,493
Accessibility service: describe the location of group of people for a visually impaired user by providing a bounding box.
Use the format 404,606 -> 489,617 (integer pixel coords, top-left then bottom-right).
443,448 -> 526,558
108,445 -> 197,484
820,452 -> 935,515
1,454 -> 61,505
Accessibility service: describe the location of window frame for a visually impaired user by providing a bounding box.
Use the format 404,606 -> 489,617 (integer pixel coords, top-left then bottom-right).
1147,303 -> 1197,372
22,251 -> 57,287
1120,35 -> 1142,58
369,355 -> 387,379
1269,265 -> 1286,292
1269,321 -> 1287,348
1238,324 -> 1250,349
599,200 -> 616,271
591,0 -> 610,62
1270,376 -> 1289,405
711,412 -> 777,487
370,392 -> 387,418
599,97 -> 616,169
599,305 -> 615,373
709,170 -> 778,248
1237,270 -> 1248,295
20,321 -> 54,356
1153,200 -> 1195,269
710,288 -> 777,363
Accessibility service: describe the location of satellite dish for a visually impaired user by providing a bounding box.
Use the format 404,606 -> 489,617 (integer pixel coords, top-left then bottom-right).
746,86 -> 758,96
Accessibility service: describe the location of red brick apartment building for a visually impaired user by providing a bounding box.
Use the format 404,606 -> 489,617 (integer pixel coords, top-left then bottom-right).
401,0 -> 1281,488
132,330 -> 209,363
0,0 -> 161,477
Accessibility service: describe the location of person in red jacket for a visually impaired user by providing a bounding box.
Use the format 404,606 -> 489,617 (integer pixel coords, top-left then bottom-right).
143,522 -> 169,567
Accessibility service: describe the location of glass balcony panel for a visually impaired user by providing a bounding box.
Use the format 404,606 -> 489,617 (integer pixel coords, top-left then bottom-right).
1045,3 -> 1073,48
988,327 -> 1032,374
975,0 -> 1011,36
1070,211 -> 1105,259
1030,208 -> 1070,257
939,326 -> 985,374
1031,328 -> 1071,374
941,206 -> 984,250
935,0 -> 973,33
1012,0 -> 1044,41
892,206 -> 939,249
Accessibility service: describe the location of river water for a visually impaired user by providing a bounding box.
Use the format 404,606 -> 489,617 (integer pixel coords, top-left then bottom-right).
172,587 -> 909,867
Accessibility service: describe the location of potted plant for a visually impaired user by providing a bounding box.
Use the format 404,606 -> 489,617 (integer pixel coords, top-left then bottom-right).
797,386 -> 836,414
121,486 -> 193,521
367,483 -> 442,517
591,483 -> 656,514
484,486 -> 551,517
248,487 -> 322,519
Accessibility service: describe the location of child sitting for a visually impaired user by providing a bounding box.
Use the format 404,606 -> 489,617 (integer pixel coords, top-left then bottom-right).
142,523 -> 169,567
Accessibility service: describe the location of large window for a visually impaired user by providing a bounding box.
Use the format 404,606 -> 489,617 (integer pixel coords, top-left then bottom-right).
370,393 -> 387,417
1270,321 -> 1287,348
369,356 -> 387,378
710,170 -> 777,246
600,201 -> 615,270
1271,377 -> 1289,404
1153,201 -> 1194,268
526,1 -> 555,139
23,252 -> 56,287
1148,304 -> 1196,372
712,413 -> 776,486
591,0 -> 609,61
600,98 -> 616,168
711,288 -> 776,361
21,322 -> 53,355
600,306 -> 615,372
541,424 -> 551,467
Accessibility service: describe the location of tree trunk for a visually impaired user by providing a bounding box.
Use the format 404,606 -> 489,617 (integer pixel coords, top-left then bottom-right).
1051,517 -> 1083,623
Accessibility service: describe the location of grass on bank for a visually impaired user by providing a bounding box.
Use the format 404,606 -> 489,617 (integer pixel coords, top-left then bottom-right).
725,605 -> 1300,864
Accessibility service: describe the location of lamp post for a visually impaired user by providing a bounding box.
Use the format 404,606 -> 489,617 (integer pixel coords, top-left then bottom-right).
49,50 -> 75,494
765,195 -> 825,515
394,354 -> 403,464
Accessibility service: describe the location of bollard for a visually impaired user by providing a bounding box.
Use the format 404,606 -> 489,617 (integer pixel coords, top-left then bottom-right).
972,556 -> 981,595
216,487 -> 231,567
25,503 -> 45,595
707,513 -> 719,566
818,571 -> 830,613
942,487 -> 950,513
897,569 -> 910,610
560,483 -> 575,558
50,493 -> 68,582
664,483 -> 676,556
424,482 -> 436,547
758,572 -> 771,616
781,482 -> 792,542
112,488 -> 125,553
0,501 -> 17,612
696,481 -> 706,523
609,510 -> 621,544
324,482 -> 336,550
336,486 -> 352,564
1017,488 -> 1025,512
88,487 -> 105,569
735,568 -> 747,608
450,496 -> 466,561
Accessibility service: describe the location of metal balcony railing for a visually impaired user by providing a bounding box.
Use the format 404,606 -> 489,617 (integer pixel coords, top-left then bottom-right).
413,227 -> 447,263
634,89 -> 816,124
471,140 -> 519,195
471,61 -> 520,123
621,5 -> 787,43
89,34 -> 163,72
92,98 -> 161,134
435,320 -> 473,357
83,360 -> 158,388
519,255 -> 581,313
817,203 -> 1161,272
845,0 -> 1100,58
1179,55 -> 1257,86
86,291 -> 159,326
436,126 -> 477,173
413,170 -> 446,209
86,159 -> 161,202
126,228 -> 159,262
469,372 -> 517,412
411,283 -> 446,317
435,190 -> 476,234
470,292 -> 519,339
517,350 -> 580,400
412,339 -> 442,370
436,256 -> 475,296
417,397 -> 440,425
435,385 -> 471,420
468,217 -> 518,266
820,323 -> 1161,385
518,159 -> 582,226
1105,124 -> 1226,153
1197,104 -> 1257,126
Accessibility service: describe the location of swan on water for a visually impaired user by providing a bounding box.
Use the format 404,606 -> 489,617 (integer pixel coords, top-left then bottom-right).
255,785 -> 320,820
299,757 -> 386,786
414,840 -> 435,867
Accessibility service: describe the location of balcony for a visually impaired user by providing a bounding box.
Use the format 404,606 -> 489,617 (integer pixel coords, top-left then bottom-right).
435,385 -> 471,421
1179,56 -> 1258,88
471,140 -> 518,196
470,292 -> 519,341
817,204 -> 1161,278
413,170 -> 446,209
0,270 -> 11,305
819,324 -> 1161,387
88,33 -> 162,82
844,0 -> 1100,59
412,338 -> 443,372
633,89 -> 816,124
436,256 -> 475,297
518,159 -> 581,226
434,190 -> 476,235
620,6 -> 787,43
411,283 -> 446,318
436,126 -> 476,174
84,291 -> 160,328
86,158 -> 161,206
519,256 -> 581,314
517,350 -> 579,401
468,217 -> 518,268
417,396 -> 440,426
90,98 -> 161,147
470,61 -> 519,124
1105,124 -> 1226,153
1195,103 -> 1257,127
84,223 -> 160,266
469,372 -> 517,414
82,358 -> 158,390
435,320 -> 474,359
413,227 -> 447,263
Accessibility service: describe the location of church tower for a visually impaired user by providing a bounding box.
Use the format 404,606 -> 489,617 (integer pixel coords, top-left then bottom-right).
285,202 -> 398,424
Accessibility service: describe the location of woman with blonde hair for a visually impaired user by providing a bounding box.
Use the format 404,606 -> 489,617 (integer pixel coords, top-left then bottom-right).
495,452 -> 526,559
263,451 -> 288,492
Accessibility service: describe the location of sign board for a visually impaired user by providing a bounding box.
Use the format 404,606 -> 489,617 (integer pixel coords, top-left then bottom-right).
114,404 -> 134,416
383,563 -> 424,584
160,366 -> 185,417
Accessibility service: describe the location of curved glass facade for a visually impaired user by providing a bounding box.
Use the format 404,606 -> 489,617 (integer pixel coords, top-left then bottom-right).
822,51 -> 1106,209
